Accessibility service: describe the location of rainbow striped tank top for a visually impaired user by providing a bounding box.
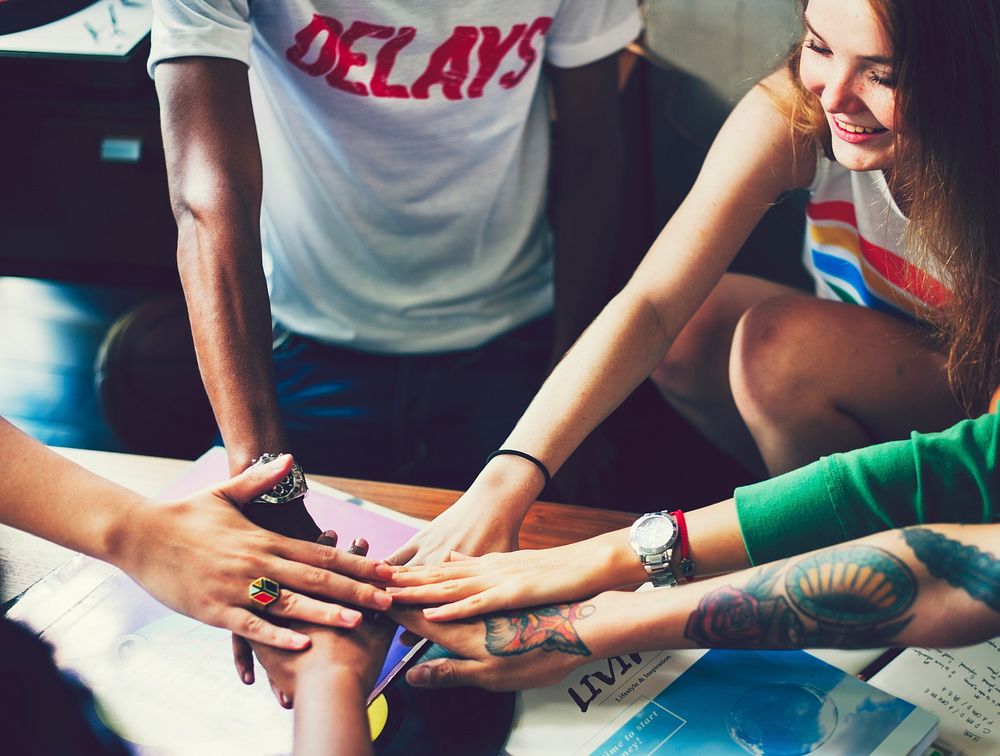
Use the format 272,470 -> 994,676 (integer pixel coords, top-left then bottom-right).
802,158 -> 949,322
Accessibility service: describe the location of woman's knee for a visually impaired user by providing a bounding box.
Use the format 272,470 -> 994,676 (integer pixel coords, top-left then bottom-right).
729,295 -> 821,424
651,296 -> 738,403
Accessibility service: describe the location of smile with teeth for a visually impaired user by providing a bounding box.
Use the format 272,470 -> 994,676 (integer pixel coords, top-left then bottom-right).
833,116 -> 886,134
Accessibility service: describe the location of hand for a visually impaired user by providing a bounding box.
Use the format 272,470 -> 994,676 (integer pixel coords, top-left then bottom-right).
387,530 -> 640,621
243,537 -> 396,706
242,496 -> 322,543
113,455 -> 393,652
387,597 -> 612,691
386,455 -> 552,567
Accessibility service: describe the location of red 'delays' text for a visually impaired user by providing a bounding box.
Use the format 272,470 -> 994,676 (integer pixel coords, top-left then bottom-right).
286,15 -> 553,100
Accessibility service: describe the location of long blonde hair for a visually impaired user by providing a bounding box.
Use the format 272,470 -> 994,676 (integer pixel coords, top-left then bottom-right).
776,0 -> 1000,413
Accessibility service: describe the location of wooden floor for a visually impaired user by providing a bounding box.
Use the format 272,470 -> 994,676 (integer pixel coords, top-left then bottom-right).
0,276 -> 153,450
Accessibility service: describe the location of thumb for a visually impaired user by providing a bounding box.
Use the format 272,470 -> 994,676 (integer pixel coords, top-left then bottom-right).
405,658 -> 483,689
218,454 -> 294,508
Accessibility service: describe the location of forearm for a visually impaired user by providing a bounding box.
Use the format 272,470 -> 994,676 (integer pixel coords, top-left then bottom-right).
485,291 -> 673,514
175,208 -> 286,474
0,419 -> 145,563
293,667 -> 373,756
587,523 -> 1000,660
157,57 -> 285,476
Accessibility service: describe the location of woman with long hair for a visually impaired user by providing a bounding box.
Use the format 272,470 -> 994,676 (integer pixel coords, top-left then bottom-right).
390,0 -> 1000,565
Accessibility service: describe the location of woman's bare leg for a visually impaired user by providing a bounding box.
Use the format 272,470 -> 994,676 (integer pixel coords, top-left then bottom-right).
729,295 -> 963,476
651,273 -> 804,475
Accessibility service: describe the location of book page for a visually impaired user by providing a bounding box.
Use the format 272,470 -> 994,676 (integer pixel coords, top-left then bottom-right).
870,640 -> 1000,756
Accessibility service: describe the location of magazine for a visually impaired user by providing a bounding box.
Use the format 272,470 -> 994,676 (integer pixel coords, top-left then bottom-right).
506,646 -> 939,755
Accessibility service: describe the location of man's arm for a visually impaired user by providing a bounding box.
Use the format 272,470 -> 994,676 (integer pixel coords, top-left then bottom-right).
390,524 -> 1000,691
546,54 -> 625,360
155,58 -> 286,475
155,58 -> 316,538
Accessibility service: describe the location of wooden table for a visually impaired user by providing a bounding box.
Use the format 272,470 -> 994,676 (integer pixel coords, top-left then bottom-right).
0,447 -> 635,605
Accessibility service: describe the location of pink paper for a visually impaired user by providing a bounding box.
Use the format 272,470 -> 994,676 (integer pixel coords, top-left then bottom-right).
156,448 -> 417,559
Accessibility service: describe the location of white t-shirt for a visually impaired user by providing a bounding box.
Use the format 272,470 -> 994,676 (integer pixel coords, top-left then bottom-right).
149,0 -> 641,353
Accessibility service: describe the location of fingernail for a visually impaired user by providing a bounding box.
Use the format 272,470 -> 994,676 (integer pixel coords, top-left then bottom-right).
407,666 -> 429,686
291,633 -> 311,648
422,607 -> 440,618
375,591 -> 393,609
340,608 -> 362,623
320,530 -> 339,546
375,563 -> 394,579
242,671 -> 254,685
279,692 -> 291,708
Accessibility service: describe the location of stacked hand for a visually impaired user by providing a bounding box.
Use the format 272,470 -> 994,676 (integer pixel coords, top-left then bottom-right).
240,535 -> 396,705
114,454 -> 393,651
387,531 -> 635,621
386,593 -> 622,692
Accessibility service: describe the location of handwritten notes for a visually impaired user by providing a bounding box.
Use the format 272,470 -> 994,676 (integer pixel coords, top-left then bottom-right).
870,639 -> 1000,755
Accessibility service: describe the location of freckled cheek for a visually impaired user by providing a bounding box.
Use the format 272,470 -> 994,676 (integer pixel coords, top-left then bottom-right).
798,61 -> 824,98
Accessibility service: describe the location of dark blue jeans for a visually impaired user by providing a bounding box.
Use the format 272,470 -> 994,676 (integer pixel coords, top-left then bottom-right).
272,316 -> 552,490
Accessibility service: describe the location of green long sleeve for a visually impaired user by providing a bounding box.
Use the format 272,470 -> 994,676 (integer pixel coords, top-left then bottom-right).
735,412 -> 999,565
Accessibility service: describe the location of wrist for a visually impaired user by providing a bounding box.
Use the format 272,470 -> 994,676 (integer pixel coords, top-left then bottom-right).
102,493 -> 157,572
600,528 -> 651,588
295,657 -> 371,706
473,454 -> 547,519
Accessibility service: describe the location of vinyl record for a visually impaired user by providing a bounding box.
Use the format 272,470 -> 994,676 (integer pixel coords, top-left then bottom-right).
370,644 -> 515,756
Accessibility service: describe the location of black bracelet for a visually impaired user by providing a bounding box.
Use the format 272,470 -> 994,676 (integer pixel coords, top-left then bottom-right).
485,448 -> 552,488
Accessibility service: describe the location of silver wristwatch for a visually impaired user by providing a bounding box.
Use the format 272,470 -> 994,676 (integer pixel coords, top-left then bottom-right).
248,453 -> 308,505
628,511 -> 680,587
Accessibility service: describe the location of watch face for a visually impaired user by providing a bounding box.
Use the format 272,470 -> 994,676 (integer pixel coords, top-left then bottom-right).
632,514 -> 677,554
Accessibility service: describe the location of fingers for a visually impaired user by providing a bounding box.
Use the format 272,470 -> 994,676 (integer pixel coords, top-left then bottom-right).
229,609 -> 312,652
316,530 -> 338,547
218,453 -> 295,508
421,591 -> 499,622
388,562 -> 474,585
406,658 -> 486,690
232,633 -> 256,685
269,539 -> 393,611
348,537 -> 369,557
386,578 -> 477,605
276,538 -> 394,585
264,588 -> 365,628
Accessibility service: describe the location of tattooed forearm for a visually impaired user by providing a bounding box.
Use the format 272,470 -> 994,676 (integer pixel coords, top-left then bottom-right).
485,603 -> 595,657
684,545 -> 916,649
903,528 -> 1000,612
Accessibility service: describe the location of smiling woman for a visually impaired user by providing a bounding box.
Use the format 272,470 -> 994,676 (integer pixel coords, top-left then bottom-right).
396,0 -> 1000,570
